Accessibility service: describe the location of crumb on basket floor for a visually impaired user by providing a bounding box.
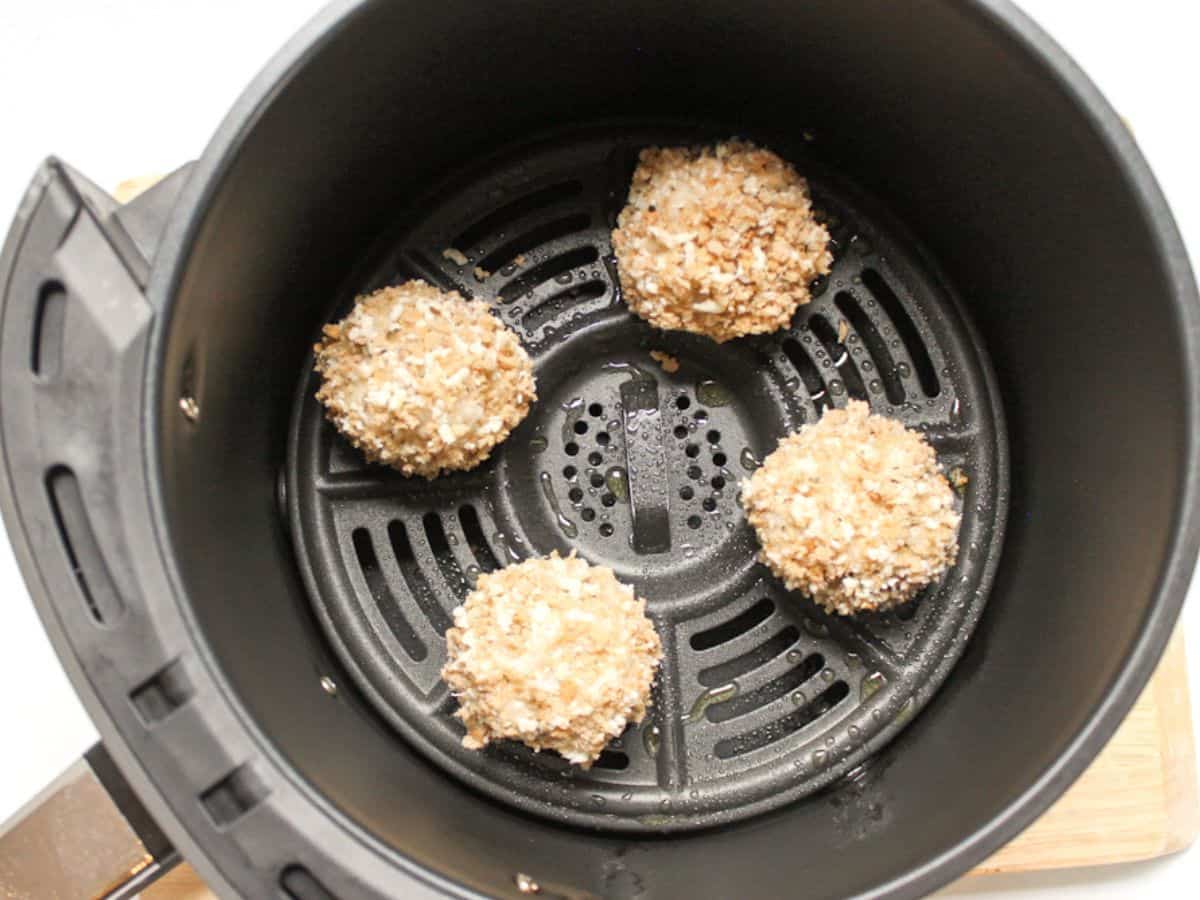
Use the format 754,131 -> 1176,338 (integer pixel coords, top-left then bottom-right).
741,401 -> 960,615
650,350 -> 681,373
612,139 -> 832,343
314,280 -> 536,479
441,553 -> 662,767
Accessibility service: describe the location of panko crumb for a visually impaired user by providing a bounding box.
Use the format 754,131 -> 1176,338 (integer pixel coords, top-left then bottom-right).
742,401 -> 960,615
612,140 -> 833,343
948,467 -> 969,490
442,553 -> 662,767
649,350 -> 680,373
442,247 -> 469,266
837,319 -> 850,344
513,254 -> 528,267
473,266 -> 491,282
314,280 -> 536,479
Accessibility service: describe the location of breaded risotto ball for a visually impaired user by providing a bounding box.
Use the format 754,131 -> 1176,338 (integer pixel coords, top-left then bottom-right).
314,280 -> 536,478
742,401 -> 960,615
612,140 -> 832,343
441,553 -> 662,767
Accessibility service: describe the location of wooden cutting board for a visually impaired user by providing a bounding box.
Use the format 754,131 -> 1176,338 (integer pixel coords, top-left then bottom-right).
114,176 -> 1197,896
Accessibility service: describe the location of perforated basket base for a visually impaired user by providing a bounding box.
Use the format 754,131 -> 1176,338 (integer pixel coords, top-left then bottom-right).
287,125 -> 1008,833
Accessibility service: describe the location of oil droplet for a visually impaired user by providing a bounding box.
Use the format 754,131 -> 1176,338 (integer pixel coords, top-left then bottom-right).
848,725 -> 861,739
810,275 -> 829,298
786,649 -> 803,664
605,466 -> 630,502
783,376 -> 800,392
591,795 -> 606,807
860,671 -> 887,701
560,396 -> 584,442
555,271 -> 574,285
682,682 -> 738,724
829,379 -> 845,396
896,362 -> 911,377
803,617 -> 829,638
812,749 -> 828,767
739,448 -> 761,472
894,697 -> 916,727
529,435 -> 548,454
465,564 -> 481,581
689,789 -> 700,799
696,379 -> 734,407
539,471 -> 578,538
820,668 -> 835,682
791,691 -> 807,706
868,379 -> 882,393
621,791 -> 634,801
643,723 -> 661,757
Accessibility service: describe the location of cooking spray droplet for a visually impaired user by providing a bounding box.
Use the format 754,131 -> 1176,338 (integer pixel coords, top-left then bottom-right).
605,466 -> 629,502
860,671 -> 887,701
696,379 -> 734,407
538,472 -> 578,538
643,723 -> 661,757
682,682 -> 738,724
739,448 -> 760,472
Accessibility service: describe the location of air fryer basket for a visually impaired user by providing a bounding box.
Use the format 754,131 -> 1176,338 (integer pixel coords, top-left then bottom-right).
288,127 -> 1007,831
1,2 -> 1197,899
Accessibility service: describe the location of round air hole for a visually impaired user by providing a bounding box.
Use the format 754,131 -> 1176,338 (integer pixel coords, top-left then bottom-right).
597,432 -> 611,446
568,487 -> 583,503
674,425 -> 688,439
588,451 -> 603,466
687,515 -> 702,529
707,430 -> 721,444
713,452 -> 728,467
589,403 -> 604,417
676,395 -> 691,410
562,465 -> 577,479
574,420 -> 589,435
680,486 -> 695,500
712,475 -> 726,490
601,493 -> 616,507
599,523 -> 614,537
694,409 -> 709,422
590,472 -> 604,488
685,443 -> 700,458
703,497 -> 717,512
581,508 -> 596,522
565,442 -> 579,456
688,465 -> 702,480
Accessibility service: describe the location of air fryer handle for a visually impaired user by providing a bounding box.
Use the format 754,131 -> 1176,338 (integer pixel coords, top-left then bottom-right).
0,162 -> 190,898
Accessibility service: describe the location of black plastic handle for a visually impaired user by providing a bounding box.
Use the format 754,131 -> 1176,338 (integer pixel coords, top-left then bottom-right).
0,160 -> 190,899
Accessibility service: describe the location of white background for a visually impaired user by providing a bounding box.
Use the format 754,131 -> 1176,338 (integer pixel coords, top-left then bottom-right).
0,2 -> 1197,897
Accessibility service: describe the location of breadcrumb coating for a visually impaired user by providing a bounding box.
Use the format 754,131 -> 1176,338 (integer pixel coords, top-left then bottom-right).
314,281 -> 536,478
612,140 -> 832,343
442,553 -> 662,767
742,402 -> 960,615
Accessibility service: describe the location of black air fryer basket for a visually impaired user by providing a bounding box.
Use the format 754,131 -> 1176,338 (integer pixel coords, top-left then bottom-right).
1,2 -> 1197,898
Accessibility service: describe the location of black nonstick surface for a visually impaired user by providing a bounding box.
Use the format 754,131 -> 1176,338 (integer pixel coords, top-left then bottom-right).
287,127 -> 1008,832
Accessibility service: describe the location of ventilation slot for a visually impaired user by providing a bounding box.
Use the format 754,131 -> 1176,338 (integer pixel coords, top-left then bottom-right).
835,293 -> 904,404
479,213 -> 591,275
781,339 -> 830,413
691,598 -> 775,651
861,269 -> 940,397
200,765 -> 269,828
458,505 -> 499,572
32,281 -> 66,376
45,466 -> 124,625
453,180 -> 584,252
352,528 -> 426,661
705,654 -> 825,723
388,520 -> 452,635
698,626 -> 800,687
594,750 -> 630,771
522,280 -> 607,331
499,246 -> 600,303
422,512 -> 467,600
281,866 -> 338,900
809,314 -> 868,401
714,681 -> 850,759
130,660 -> 194,725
